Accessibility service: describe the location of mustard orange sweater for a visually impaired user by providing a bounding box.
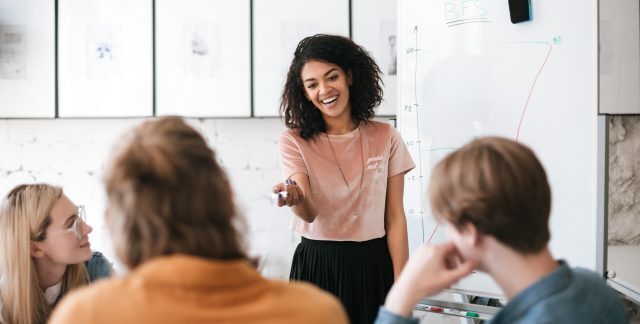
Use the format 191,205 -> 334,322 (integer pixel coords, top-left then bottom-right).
49,255 -> 348,324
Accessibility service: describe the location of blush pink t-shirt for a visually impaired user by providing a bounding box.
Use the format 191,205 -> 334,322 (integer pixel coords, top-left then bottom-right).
278,120 -> 415,241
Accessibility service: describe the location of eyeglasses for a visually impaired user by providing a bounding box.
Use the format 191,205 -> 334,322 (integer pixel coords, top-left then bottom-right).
50,205 -> 87,241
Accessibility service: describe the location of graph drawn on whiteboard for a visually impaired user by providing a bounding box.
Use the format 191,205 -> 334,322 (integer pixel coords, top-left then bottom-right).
399,24 -> 562,298
398,0 -> 599,301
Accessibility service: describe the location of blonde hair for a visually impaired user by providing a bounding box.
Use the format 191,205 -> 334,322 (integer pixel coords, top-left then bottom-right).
0,184 -> 88,324
104,116 -> 247,269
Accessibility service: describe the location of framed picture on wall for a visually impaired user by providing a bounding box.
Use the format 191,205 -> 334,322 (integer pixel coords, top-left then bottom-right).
252,0 -> 350,117
156,0 -> 250,117
58,0 -> 152,117
353,0 -> 398,116
0,0 -> 54,118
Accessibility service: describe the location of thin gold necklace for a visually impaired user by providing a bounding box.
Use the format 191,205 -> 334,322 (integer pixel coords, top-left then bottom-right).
326,126 -> 366,217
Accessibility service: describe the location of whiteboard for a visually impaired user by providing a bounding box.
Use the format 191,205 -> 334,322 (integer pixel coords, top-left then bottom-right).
352,0 -> 397,116
398,0 -> 598,298
156,0 -> 250,117
58,0 -> 152,117
252,0 -> 349,117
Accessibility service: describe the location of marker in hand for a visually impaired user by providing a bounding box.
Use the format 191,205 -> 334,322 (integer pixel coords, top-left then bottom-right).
272,178 -> 295,203
271,191 -> 289,200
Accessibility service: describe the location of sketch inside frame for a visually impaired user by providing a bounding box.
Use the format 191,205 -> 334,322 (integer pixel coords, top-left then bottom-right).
0,25 -> 27,79
183,23 -> 220,78
86,25 -> 121,78
380,20 -> 397,76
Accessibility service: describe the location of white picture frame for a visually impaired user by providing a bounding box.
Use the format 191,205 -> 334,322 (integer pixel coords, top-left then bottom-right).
252,0 -> 350,117
156,0 -> 251,117
353,0 -> 398,116
58,0 -> 153,117
0,0 -> 55,118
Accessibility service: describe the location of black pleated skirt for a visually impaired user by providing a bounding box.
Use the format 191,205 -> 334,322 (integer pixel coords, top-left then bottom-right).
290,236 -> 394,324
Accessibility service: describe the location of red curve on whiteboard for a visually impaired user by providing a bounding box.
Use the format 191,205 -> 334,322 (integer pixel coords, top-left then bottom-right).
515,44 -> 553,142
426,43 -> 553,245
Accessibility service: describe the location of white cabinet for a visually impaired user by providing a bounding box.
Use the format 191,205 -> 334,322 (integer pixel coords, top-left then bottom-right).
600,0 -> 640,114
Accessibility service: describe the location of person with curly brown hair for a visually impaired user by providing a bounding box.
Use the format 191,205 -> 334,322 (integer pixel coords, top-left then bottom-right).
273,34 -> 415,324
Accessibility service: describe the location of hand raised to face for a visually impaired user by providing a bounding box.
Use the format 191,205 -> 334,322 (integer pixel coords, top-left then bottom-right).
383,241 -> 478,317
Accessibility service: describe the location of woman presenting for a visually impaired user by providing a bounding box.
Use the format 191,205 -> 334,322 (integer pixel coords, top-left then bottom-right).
273,34 -> 415,324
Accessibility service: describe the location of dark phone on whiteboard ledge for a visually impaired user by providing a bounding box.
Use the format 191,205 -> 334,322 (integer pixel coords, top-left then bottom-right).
509,0 -> 530,23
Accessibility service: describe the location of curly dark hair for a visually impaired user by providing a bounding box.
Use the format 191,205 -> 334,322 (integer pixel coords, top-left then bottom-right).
280,34 -> 383,139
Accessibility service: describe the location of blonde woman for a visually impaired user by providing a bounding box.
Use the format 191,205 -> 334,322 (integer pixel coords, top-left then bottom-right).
0,184 -> 113,324
48,116 -> 347,324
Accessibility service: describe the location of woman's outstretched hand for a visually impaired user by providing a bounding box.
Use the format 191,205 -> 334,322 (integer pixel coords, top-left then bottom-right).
273,178 -> 305,207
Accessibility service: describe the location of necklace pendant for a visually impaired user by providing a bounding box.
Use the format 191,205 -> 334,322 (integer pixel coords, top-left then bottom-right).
326,129 -> 365,222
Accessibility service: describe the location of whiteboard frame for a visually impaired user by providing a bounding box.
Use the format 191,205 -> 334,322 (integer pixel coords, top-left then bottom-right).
596,115 -> 608,277
607,246 -> 640,304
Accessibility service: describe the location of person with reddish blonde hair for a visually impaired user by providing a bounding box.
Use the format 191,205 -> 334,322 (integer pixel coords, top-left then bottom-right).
49,116 -> 348,324
376,137 -> 626,324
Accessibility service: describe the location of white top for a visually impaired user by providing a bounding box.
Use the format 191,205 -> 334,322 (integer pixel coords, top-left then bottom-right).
44,281 -> 62,305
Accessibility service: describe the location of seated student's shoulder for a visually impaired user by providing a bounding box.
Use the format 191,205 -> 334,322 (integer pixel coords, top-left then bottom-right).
267,279 -> 349,324
522,267 -> 627,324
570,268 -> 627,323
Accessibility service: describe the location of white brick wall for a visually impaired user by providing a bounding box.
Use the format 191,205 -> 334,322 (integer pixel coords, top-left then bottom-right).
0,118 -> 298,279
4,116 -> 638,275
